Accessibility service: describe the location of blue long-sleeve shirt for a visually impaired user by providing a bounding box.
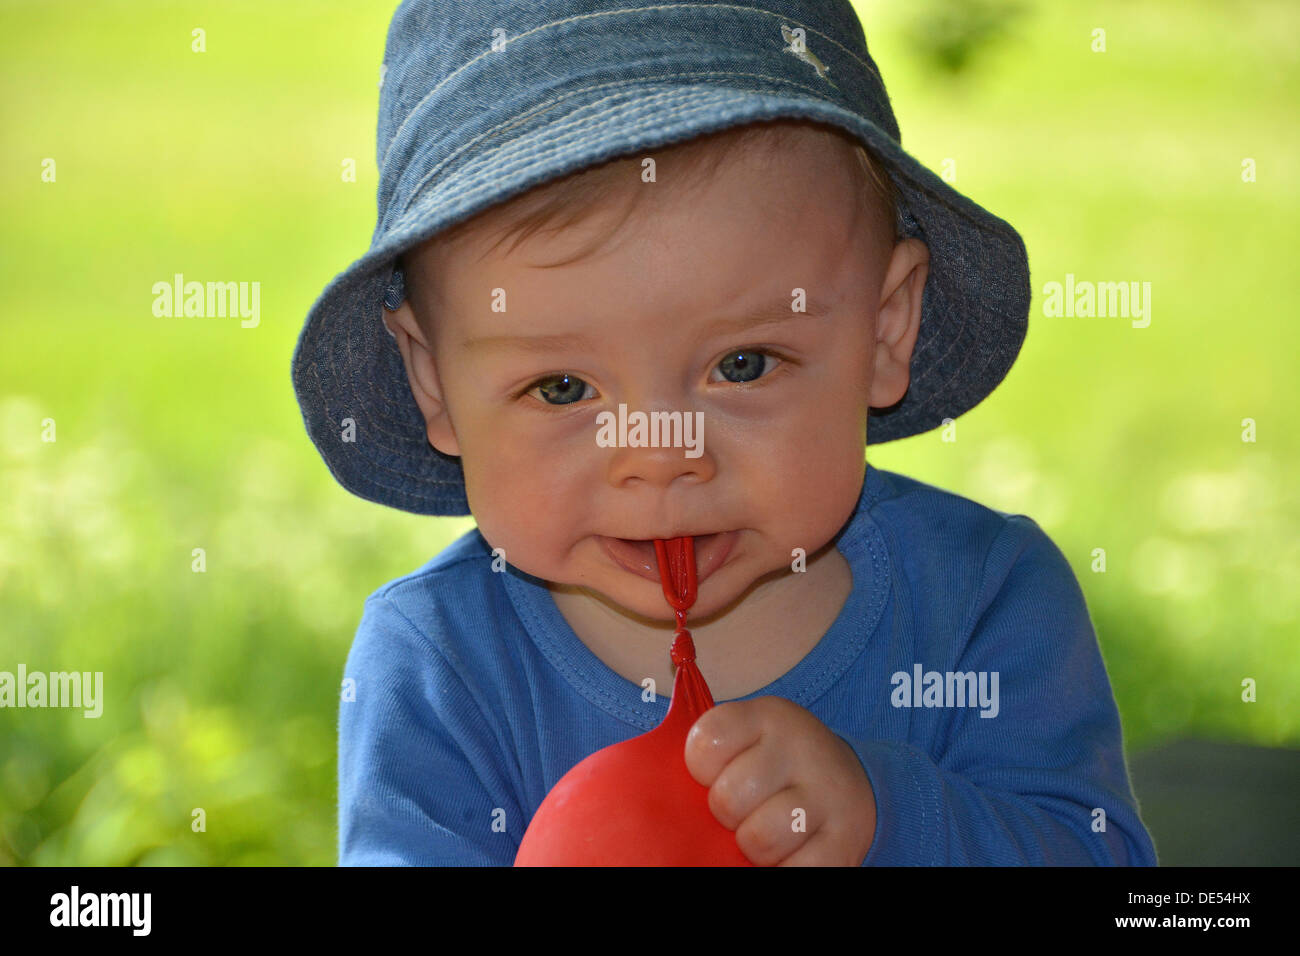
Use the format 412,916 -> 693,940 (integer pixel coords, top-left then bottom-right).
337,463 -> 1158,865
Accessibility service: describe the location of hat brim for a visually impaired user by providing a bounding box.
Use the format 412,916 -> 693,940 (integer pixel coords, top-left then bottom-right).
292,85 -> 1029,516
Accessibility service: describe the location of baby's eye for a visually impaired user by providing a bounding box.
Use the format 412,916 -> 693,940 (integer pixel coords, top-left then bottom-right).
713,348 -> 783,384
525,373 -> 594,406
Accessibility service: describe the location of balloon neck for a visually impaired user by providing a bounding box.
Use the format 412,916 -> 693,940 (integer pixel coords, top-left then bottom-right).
665,627 -> 713,721
670,628 -> 695,668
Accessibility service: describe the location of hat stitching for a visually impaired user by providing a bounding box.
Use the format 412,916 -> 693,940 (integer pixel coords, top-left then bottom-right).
306,347 -> 455,506
393,73 -> 848,231
381,1 -> 883,169
304,277 -> 428,459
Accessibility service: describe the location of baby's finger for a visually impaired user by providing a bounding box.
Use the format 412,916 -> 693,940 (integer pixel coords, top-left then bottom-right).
705,733 -> 792,830
776,820 -> 863,867
683,699 -> 764,787
734,785 -> 808,866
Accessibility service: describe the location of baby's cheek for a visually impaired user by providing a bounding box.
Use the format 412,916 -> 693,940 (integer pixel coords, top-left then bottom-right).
786,412 -> 863,476
771,419 -> 866,527
470,508 -> 548,578
467,472 -> 580,569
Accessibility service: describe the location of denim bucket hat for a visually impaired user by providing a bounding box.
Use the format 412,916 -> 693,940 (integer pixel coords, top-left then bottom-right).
292,0 -> 1031,517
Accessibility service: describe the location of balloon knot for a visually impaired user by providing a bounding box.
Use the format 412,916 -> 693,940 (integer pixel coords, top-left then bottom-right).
670,629 -> 695,667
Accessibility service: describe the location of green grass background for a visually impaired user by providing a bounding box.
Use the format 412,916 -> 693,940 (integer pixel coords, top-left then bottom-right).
1,0 -> 1296,864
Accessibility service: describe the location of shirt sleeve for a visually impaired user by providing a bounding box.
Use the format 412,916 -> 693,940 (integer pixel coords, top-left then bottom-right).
338,593 -> 524,866
843,514 -> 1158,866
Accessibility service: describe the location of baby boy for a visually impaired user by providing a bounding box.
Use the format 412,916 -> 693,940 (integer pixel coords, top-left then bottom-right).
292,0 -> 1158,866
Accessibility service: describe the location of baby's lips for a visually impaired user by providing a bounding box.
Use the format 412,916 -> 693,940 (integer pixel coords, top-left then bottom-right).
653,536 -> 697,612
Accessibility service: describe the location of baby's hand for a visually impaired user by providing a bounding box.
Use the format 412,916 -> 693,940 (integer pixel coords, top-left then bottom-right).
684,695 -> 877,866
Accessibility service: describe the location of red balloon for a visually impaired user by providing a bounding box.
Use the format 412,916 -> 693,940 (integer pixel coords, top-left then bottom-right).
514,537 -> 754,866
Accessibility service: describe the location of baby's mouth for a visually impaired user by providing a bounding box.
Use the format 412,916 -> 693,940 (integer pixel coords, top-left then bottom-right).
598,532 -> 737,585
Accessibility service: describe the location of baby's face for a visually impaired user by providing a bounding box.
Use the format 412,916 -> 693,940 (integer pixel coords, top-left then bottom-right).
392,132 -> 925,622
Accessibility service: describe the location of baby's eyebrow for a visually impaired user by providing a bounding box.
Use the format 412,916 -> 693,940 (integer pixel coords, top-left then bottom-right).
460,299 -> 830,355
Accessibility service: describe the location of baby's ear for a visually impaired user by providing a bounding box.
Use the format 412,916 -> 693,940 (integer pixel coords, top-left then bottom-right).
870,237 -> 929,409
381,298 -> 422,346
382,300 -> 461,457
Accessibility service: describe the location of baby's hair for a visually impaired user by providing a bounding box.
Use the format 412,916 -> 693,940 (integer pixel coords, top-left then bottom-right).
401,118 -> 898,308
